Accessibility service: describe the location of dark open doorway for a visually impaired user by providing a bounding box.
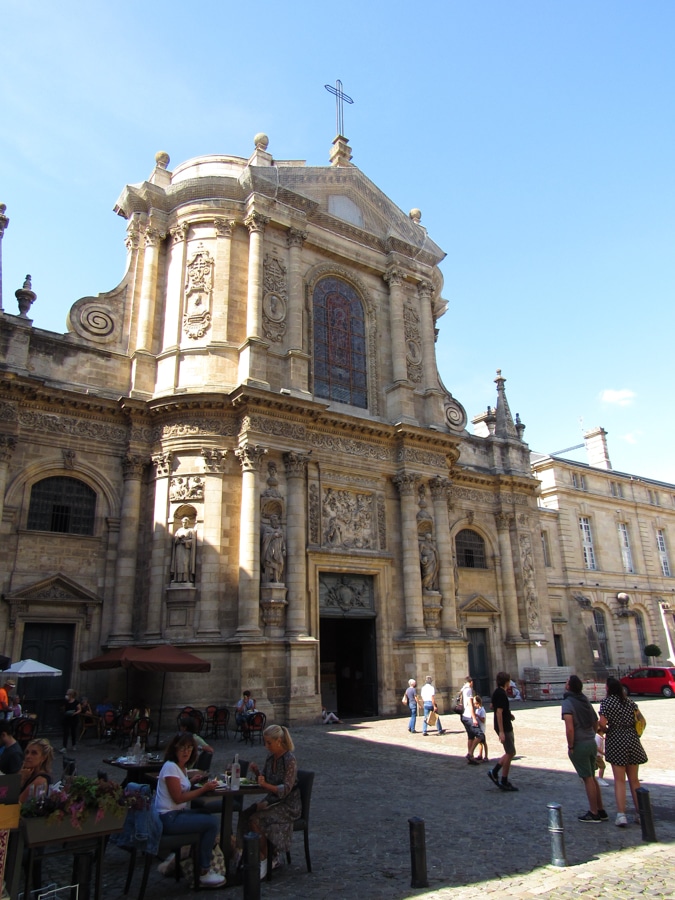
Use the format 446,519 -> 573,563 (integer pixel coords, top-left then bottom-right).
467,627 -> 491,699
320,617 -> 378,718
20,623 -> 74,733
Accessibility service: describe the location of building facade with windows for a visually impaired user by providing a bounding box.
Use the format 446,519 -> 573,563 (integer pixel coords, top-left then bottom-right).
0,135 -> 557,722
532,427 -> 675,678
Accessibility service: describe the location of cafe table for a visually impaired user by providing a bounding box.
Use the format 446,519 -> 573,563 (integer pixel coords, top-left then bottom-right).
196,780 -> 265,877
102,754 -> 163,787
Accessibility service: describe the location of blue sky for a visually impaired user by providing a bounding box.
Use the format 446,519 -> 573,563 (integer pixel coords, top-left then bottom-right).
3,1 -> 674,483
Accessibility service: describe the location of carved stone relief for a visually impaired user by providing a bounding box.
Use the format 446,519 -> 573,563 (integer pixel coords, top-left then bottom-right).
183,245 -> 213,339
403,304 -> 423,383
262,255 -> 287,343
169,476 -> 205,502
322,487 -> 374,550
309,484 -> 320,544
519,532 -> 541,629
319,573 -> 374,613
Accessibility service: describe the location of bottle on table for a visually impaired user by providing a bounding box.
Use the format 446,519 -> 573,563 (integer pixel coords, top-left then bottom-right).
231,753 -> 241,790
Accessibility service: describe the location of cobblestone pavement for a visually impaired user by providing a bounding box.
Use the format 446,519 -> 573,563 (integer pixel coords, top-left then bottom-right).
24,697 -> 675,898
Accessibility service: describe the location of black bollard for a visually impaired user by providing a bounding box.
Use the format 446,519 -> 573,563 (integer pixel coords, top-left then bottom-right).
243,832 -> 261,900
408,816 -> 429,888
546,802 -> 567,867
636,787 -> 658,842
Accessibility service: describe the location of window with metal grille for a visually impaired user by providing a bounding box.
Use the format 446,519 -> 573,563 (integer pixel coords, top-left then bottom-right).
27,476 -> 96,535
593,608 -> 611,667
455,529 -> 487,569
579,516 -> 597,569
657,529 -> 671,577
313,276 -> 367,409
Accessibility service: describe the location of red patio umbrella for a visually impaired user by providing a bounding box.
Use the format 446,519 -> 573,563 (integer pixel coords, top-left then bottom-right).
80,645 -> 211,747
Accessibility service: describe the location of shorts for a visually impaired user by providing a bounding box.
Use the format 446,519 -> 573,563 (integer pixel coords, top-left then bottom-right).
462,717 -> 482,740
569,740 -> 597,779
499,730 -> 516,756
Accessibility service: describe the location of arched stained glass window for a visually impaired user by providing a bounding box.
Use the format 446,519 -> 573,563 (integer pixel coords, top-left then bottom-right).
313,276 -> 367,409
455,529 -> 487,569
27,476 -> 96,535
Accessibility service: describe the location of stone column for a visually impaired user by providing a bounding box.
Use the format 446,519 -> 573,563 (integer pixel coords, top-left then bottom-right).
163,223 -> 189,350
234,444 -> 267,637
393,473 -> 425,636
0,435 -> 17,525
429,475 -> 459,634
417,281 -> 438,391
136,227 -> 164,352
286,227 -> 309,392
244,211 -> 269,340
108,454 -> 146,643
144,452 -> 173,639
384,267 -> 408,384
496,512 -> 522,641
197,449 -> 228,638
213,218 -> 235,343
284,451 -> 310,636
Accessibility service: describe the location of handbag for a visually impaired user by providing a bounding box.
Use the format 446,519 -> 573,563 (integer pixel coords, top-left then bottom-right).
402,694 -> 408,705
452,692 -> 464,715
634,705 -> 647,737
426,710 -> 438,727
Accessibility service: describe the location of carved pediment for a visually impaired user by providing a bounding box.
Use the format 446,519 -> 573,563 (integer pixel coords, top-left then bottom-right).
460,594 -> 500,616
3,574 -> 102,629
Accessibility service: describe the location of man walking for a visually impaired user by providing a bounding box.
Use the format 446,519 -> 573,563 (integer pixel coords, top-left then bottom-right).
460,675 -> 481,764
488,671 -> 518,791
421,676 -> 444,736
562,674 -> 607,822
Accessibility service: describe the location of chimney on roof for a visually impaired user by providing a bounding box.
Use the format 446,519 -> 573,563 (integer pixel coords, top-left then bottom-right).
584,427 -> 612,470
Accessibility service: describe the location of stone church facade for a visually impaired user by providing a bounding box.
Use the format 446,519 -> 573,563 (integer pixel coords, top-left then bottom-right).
0,134 -> 553,723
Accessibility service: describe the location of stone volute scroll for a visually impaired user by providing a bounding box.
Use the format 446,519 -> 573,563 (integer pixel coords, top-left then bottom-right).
170,514 -> 197,584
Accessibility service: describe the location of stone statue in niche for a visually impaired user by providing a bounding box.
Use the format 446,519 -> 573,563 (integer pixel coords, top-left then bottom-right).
170,516 -> 197,584
261,514 -> 286,584
419,533 -> 440,592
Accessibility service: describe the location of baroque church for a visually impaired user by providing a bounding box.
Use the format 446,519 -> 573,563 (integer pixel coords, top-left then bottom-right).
0,133 -> 554,725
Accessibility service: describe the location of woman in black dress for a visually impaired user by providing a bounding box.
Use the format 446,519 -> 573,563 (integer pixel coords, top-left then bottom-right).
61,688 -> 81,752
598,676 -> 647,828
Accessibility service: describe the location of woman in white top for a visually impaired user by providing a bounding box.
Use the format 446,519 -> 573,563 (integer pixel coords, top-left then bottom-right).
154,732 -> 224,888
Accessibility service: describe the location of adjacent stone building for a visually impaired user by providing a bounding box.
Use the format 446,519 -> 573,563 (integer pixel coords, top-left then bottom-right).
532,428 -> 675,680
0,135 -> 555,725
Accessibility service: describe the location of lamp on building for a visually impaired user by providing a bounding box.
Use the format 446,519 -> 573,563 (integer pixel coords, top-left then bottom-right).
616,592 -> 632,617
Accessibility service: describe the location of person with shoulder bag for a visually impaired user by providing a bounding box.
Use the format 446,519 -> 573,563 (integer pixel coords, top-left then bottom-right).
402,679 -> 419,733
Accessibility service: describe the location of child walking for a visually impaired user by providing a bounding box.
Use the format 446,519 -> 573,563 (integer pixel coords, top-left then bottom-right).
474,694 -> 489,761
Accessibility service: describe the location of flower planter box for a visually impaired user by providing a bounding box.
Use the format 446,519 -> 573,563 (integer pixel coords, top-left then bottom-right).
21,811 -> 126,846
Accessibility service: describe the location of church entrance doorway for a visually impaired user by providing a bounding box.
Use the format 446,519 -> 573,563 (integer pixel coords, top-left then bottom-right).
319,616 -> 378,718
20,623 -> 74,732
467,628 -> 491,699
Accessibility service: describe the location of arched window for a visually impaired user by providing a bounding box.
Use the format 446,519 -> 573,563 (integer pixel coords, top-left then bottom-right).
592,608 -> 611,667
313,276 -> 367,408
27,476 -> 96,535
455,529 -> 487,569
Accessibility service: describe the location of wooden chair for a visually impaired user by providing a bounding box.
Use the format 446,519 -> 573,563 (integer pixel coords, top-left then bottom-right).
204,704 -> 218,737
212,707 -> 230,740
79,712 -> 100,742
243,711 -> 266,745
124,832 -> 200,899
267,769 -> 314,880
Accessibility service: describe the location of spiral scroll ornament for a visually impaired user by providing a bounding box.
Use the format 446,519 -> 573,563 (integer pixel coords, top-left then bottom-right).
67,299 -> 117,343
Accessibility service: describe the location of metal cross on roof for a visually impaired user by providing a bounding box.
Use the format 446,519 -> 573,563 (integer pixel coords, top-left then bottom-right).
324,79 -> 354,138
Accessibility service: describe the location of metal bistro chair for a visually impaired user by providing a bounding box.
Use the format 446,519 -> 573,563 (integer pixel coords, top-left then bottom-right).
124,831 -> 201,899
100,709 -> 118,740
212,707 -> 230,740
13,717 -> 38,750
204,704 -> 218,737
266,769 -> 314,881
132,716 -> 152,748
116,714 -> 136,750
243,711 -> 266,745
177,707 -> 205,734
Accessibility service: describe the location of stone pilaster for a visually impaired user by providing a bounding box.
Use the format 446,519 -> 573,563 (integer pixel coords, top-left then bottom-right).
234,444 -> 267,637
393,473 -> 425,636
286,227 -> 309,392
212,218 -> 235,343
136,226 -> 164,352
283,451 -> 310,636
162,223 -> 189,351
384,266 -> 415,423
196,448 -> 228,639
239,210 -> 270,387
0,435 -> 17,526
496,512 -> 522,641
429,475 -> 459,634
417,281 -> 437,392
108,454 -> 147,643
144,452 -> 173,639
0,203 -> 8,310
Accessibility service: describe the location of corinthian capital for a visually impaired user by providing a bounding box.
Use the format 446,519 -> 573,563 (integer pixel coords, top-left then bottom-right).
393,472 -> 418,497
244,211 -> 270,235
144,227 -> 166,248
122,454 -> 148,479
287,227 -> 307,249
0,434 -> 17,463
496,512 -> 513,530
429,475 -> 451,501
383,267 -> 404,289
170,223 -> 189,244
234,443 -> 267,473
152,452 -> 173,477
417,280 -> 433,303
283,451 -> 310,478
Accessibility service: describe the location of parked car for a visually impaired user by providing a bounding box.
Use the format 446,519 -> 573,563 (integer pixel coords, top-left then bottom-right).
620,666 -> 675,698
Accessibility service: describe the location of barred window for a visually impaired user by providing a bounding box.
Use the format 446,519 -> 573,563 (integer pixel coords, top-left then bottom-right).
27,477 -> 96,535
455,529 -> 487,569
313,276 -> 368,409
593,608 -> 611,667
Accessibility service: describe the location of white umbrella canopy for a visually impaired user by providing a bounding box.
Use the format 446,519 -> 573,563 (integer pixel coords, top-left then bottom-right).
2,659 -> 62,677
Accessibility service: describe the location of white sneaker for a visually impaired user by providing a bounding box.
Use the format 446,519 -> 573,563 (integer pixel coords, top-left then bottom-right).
259,858 -> 268,879
157,852 -> 175,876
615,812 -> 628,827
200,871 -> 226,888
597,778 -> 609,786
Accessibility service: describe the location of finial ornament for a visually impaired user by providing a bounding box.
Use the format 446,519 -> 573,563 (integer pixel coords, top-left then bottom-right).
254,133 -> 269,151
155,151 -> 170,169
409,208 -> 422,224
324,79 -> 354,137
16,274 -> 36,317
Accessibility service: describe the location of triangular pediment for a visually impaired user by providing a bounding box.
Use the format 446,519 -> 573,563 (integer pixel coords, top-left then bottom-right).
460,594 -> 501,616
5,573 -> 102,605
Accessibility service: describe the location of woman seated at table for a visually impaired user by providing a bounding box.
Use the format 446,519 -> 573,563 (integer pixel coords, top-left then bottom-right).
238,724 -> 301,878
19,738 -> 54,802
154,732 -> 225,888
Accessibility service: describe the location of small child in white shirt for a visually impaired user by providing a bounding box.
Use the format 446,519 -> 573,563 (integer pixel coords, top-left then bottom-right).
595,731 -> 609,785
474,695 -> 489,761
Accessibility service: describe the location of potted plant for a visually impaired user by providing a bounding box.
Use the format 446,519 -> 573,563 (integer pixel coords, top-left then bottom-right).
644,644 -> 662,661
21,775 -> 126,844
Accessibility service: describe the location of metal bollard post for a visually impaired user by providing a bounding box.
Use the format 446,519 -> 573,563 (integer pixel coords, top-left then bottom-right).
408,816 -> 429,888
546,802 -> 567,867
242,831 -> 261,900
636,787 -> 658,843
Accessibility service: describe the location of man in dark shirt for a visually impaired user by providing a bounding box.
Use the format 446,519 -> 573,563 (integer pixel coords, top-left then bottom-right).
0,721 -> 23,774
488,671 -> 518,791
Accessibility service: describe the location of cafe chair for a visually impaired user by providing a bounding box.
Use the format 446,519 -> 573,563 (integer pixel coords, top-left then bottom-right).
212,707 -> 230,740
177,707 -> 205,734
124,832 -> 201,899
79,712 -> 100,742
266,769 -> 314,881
196,749 -> 213,773
204,704 -> 218,737
13,717 -> 38,749
62,754 -> 77,777
133,716 -> 153,748
116,714 -> 136,750
100,709 -> 118,740
243,711 -> 266,745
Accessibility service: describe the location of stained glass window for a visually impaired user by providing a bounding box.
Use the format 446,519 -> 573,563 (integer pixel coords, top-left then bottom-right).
27,476 -> 96,535
313,276 -> 367,409
456,529 -> 487,569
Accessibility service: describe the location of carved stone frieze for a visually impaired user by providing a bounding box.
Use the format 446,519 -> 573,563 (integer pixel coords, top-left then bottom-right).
170,475 -> 205,502
322,486 -> 374,550
18,410 -> 127,445
377,494 -> 386,549
396,445 -> 446,468
262,255 -> 287,343
519,532 -> 541,628
183,245 -> 213,339
403,304 -> 423,384
308,484 -> 320,544
0,402 -> 19,423
309,431 -> 393,461
242,414 -> 307,442
160,419 -> 237,441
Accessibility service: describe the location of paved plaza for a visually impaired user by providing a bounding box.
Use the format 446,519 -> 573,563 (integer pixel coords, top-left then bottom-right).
21,697 -> 675,899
